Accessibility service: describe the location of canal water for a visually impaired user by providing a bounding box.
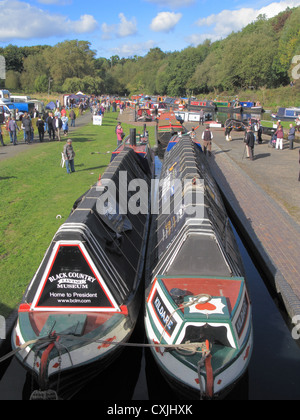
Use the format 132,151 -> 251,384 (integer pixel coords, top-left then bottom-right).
0,156 -> 300,401
1,222 -> 299,401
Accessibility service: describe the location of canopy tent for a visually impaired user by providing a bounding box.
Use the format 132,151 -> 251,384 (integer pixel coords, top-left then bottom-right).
45,101 -> 56,110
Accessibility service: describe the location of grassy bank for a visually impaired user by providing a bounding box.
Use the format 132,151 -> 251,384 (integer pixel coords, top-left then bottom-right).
0,112 -> 155,318
216,84 -> 300,111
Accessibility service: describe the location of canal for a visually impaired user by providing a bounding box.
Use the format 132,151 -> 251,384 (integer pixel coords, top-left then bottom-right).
0,216 -> 300,400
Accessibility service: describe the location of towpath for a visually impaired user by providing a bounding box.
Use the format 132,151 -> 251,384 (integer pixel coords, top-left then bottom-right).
201,125 -> 300,321
0,111 -> 93,162
120,109 -> 300,320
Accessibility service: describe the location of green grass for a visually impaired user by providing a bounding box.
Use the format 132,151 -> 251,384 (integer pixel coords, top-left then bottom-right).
0,112 -> 156,318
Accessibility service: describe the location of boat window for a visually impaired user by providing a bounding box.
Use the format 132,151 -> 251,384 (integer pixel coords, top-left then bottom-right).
181,324 -> 233,348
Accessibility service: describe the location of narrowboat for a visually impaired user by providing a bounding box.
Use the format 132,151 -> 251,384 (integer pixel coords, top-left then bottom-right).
156,111 -> 186,158
188,99 -> 217,112
215,100 -> 242,113
239,101 -> 264,113
11,133 -> 154,400
136,108 -> 154,122
145,137 -> 253,400
272,107 -> 300,121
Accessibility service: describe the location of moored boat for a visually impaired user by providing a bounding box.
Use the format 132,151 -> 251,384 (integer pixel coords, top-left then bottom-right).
239,101 -> 264,113
188,99 -> 217,112
272,107 -> 300,121
144,137 -> 253,399
11,134 -> 154,400
156,111 -> 186,158
215,100 -> 242,113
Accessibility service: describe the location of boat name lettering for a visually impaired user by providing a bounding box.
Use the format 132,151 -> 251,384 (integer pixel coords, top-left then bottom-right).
235,295 -> 249,338
152,290 -> 177,335
48,272 -> 96,283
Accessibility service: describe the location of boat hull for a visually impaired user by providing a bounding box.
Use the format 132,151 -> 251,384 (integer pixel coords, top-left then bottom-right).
144,137 -> 253,400
13,306 -> 139,400
145,309 -> 253,400
11,142 -> 154,399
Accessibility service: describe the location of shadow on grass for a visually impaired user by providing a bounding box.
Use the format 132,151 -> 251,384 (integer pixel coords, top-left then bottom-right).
0,176 -> 17,181
75,165 -> 108,173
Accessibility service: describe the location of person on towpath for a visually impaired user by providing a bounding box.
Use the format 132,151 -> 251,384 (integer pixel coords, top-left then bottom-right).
202,126 -> 213,156
63,138 -> 76,174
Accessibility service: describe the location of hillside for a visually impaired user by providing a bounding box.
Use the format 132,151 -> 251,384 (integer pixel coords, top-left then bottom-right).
1,6 -> 300,107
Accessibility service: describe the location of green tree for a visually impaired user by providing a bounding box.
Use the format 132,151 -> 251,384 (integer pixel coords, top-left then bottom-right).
34,75 -> 49,92
45,40 -> 96,90
5,70 -> 21,91
62,77 -> 85,93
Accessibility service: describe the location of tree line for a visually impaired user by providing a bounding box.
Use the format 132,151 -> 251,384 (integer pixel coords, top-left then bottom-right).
1,7 -> 300,97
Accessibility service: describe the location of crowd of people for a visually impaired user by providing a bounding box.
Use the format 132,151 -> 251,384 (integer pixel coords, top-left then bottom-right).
0,105 -> 77,146
0,94 -> 299,179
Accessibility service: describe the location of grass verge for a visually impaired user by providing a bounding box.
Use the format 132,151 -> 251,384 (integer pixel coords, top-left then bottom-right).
0,111 -> 155,318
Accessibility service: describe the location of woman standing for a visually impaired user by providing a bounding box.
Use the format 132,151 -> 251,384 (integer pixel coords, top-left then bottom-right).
116,122 -> 124,146
275,122 -> 284,150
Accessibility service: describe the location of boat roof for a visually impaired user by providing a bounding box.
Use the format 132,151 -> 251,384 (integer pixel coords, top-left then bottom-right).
149,137 -> 244,282
24,148 -> 153,312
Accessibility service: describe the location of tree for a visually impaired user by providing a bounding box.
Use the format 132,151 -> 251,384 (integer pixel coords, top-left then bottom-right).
62,77 -> 85,93
34,75 -> 49,93
45,40 -> 96,90
5,70 -> 21,91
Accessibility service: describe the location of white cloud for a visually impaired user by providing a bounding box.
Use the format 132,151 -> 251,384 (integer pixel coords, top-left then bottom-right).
193,0 -> 300,43
101,13 -> 137,40
145,0 -> 194,7
118,13 -> 138,37
150,12 -> 182,32
0,0 -> 98,41
109,40 -> 156,57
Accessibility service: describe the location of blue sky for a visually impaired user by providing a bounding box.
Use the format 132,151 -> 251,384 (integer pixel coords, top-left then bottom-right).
0,0 -> 300,58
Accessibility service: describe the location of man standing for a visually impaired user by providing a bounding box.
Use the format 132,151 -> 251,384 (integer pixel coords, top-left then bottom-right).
245,127 -> 255,161
288,123 -> 295,150
22,113 -> 32,144
202,126 -> 213,156
63,139 -> 75,174
69,109 -> 76,127
36,115 -> 45,142
46,112 -> 55,140
8,116 -> 19,145
53,115 -> 62,141
199,109 -> 204,125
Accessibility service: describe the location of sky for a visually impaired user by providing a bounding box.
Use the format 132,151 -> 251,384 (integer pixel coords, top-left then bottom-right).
0,0 -> 300,59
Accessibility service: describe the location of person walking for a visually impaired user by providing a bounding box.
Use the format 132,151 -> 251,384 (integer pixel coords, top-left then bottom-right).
116,122 -> 124,146
275,122 -> 284,150
63,139 -> 76,174
22,113 -> 32,144
288,123 -> 295,150
245,127 -> 255,161
69,109 -> 76,127
36,116 -> 45,142
202,126 -> 213,156
199,109 -> 204,125
8,117 -> 20,145
52,115 -> 62,141
61,115 -> 69,136
46,112 -> 55,140
0,124 -> 5,146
